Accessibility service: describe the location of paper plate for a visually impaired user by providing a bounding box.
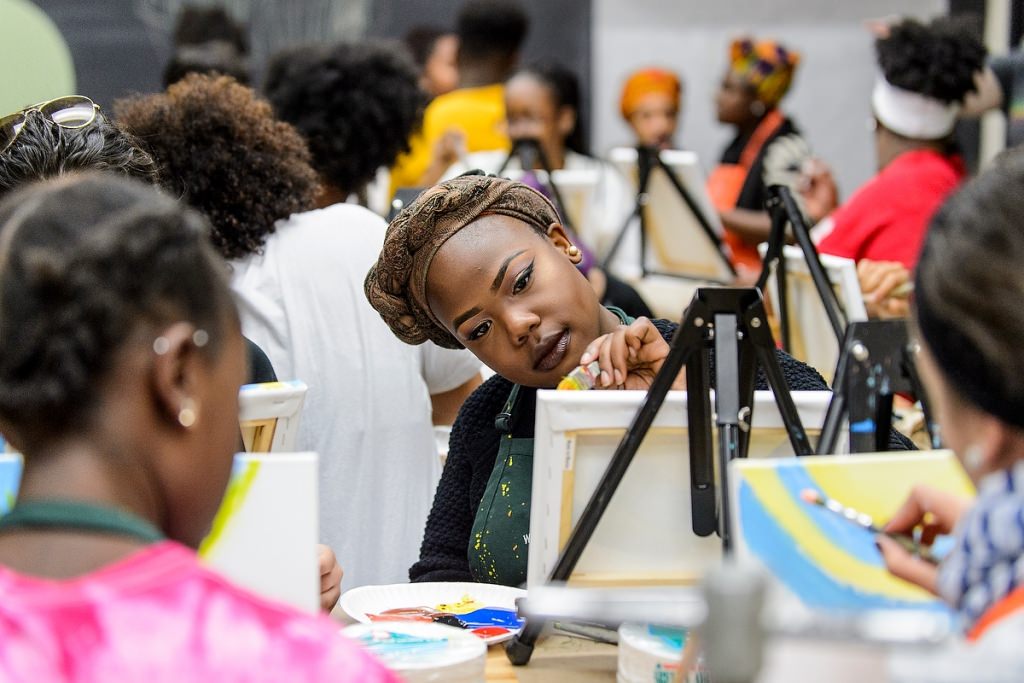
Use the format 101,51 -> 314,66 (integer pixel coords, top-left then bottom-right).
340,582 -> 527,645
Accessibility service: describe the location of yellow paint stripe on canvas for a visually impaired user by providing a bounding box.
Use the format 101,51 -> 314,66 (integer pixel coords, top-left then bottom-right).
802,452 -> 974,523
198,460 -> 261,557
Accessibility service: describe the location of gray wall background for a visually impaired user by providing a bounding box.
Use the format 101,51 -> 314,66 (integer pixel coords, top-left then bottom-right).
592,0 -> 946,195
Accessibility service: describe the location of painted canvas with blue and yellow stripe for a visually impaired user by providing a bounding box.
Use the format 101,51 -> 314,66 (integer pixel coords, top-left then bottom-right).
732,451 -> 974,613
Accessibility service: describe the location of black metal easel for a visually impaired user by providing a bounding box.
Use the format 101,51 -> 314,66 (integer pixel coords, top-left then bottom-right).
817,320 -> 940,454
757,185 -> 847,353
497,138 -> 579,233
506,287 -> 814,666
602,146 -> 735,282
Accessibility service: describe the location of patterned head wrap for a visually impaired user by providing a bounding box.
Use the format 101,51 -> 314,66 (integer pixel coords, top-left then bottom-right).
364,174 -> 560,349
729,37 -> 800,107
619,68 -> 682,120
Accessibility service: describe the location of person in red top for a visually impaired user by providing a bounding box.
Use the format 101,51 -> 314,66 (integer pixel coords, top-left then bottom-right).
802,17 -> 985,272
812,148 -> 965,269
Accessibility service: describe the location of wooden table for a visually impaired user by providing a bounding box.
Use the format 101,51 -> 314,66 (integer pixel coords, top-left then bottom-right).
485,636 -> 617,682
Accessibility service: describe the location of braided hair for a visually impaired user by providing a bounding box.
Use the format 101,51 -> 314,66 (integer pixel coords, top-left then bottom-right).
877,17 -> 986,104
0,173 -> 236,444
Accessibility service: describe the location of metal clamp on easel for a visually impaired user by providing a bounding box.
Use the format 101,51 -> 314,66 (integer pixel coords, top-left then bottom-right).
602,146 -> 735,281
505,287 -> 813,666
818,320 -> 940,454
757,184 -> 848,352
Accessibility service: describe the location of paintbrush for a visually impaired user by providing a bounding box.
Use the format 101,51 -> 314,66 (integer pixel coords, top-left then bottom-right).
799,489 -> 937,564
557,360 -> 602,391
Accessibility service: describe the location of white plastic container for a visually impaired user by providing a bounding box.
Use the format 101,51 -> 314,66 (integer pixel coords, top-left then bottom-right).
342,621 -> 487,683
617,623 -> 687,683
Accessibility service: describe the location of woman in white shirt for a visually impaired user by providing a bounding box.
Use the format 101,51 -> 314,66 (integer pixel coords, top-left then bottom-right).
117,73 -> 481,590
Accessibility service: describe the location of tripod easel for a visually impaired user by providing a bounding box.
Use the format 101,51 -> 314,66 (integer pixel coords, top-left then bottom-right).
505,287 -> 813,666
602,146 -> 735,281
817,320 -> 940,454
757,185 -> 848,353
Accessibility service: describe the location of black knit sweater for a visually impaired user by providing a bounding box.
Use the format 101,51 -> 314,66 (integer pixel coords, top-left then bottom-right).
409,318 -> 910,583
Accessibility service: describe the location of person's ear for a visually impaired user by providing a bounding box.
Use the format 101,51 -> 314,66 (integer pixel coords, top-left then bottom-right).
973,414 -> 1022,474
546,222 -> 581,263
150,322 -> 207,431
557,105 -> 576,139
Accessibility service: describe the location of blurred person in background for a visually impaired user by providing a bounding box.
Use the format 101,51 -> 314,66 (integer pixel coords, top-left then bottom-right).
804,16 -> 985,272
404,26 -> 460,99
619,67 -> 683,151
708,37 -> 809,275
390,0 -> 529,193
118,74 -> 481,589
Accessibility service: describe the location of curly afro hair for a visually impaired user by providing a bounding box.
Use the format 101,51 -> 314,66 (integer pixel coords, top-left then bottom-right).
115,73 -> 319,260
877,16 -> 986,103
264,41 -> 426,195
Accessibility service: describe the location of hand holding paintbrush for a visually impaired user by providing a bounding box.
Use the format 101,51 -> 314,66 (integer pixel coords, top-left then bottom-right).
801,486 -> 972,595
799,489 -> 938,563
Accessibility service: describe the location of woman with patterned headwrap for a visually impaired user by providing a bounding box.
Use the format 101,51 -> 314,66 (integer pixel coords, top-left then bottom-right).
364,173 -> 847,587
708,37 -> 809,273
620,67 -> 683,150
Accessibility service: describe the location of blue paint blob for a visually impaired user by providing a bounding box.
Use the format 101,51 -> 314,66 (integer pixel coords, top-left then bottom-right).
457,607 -> 524,630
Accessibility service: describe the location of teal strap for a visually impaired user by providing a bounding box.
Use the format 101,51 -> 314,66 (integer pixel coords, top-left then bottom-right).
0,499 -> 165,544
494,383 -> 522,433
605,305 -> 634,326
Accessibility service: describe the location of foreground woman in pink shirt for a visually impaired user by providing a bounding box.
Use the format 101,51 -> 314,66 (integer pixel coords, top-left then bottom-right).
0,172 -> 395,682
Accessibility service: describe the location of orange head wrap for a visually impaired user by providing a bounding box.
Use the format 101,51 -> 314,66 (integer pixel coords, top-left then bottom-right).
619,68 -> 682,120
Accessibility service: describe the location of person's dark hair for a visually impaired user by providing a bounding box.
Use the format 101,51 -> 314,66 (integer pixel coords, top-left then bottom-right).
876,16 -> 986,103
914,148 -> 1024,428
265,41 -> 425,195
404,26 -> 448,68
0,172 -> 236,444
456,0 -> 528,63
172,4 -> 248,54
163,41 -> 251,88
0,111 -> 159,200
115,73 -> 319,261
513,63 -> 588,155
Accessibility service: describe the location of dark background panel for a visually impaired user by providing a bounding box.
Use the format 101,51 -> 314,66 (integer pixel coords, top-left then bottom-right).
30,0 -> 592,134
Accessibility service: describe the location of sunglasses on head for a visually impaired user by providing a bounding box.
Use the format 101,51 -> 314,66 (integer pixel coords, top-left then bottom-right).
0,96 -> 100,155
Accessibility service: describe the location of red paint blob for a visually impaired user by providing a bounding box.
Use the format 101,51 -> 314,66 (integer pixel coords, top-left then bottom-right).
471,627 -> 510,638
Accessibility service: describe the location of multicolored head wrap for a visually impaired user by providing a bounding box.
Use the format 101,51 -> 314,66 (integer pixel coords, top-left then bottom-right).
728,37 -> 800,107
619,68 -> 682,120
364,174 -> 560,349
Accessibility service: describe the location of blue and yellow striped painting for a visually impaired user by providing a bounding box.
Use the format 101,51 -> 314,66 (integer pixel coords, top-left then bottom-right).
0,455 -> 22,515
734,452 -> 974,613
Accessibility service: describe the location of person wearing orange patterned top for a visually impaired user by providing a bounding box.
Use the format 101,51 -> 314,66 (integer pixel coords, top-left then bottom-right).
708,37 -> 810,274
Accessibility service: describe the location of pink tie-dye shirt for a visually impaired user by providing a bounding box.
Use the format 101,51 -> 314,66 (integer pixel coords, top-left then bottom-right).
0,541 -> 398,682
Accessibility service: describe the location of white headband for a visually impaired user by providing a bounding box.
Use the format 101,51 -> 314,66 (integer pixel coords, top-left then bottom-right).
871,76 -> 960,140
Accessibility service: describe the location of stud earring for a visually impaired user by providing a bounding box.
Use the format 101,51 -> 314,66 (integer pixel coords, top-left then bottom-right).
178,398 -> 198,429
153,337 -> 171,355
567,244 -> 580,258
192,329 -> 209,347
